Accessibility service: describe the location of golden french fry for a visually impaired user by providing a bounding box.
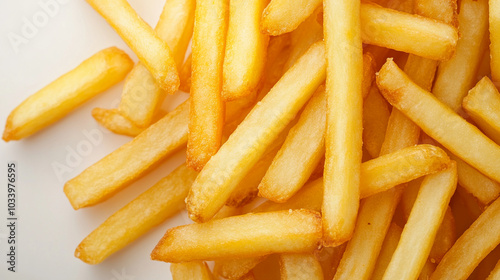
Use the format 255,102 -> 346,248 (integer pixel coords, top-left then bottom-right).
170,261 -> 214,280
2,47 -> 133,141
383,162 -> 457,280
323,0 -> 363,246
179,53 -> 192,93
187,0 -> 228,171
361,53 -> 376,99
64,100 -> 189,209
432,0 -> 489,112
75,164 -> 197,264
283,8 -> 323,72
186,41 -> 326,223
371,223 -> 403,280
463,77 -> 500,145
360,144 -> 451,199
259,86 -> 326,203
431,197 -> 500,279
222,0 -> 269,101
151,209 -> 322,262
491,0 -> 500,83
414,0 -> 458,26
91,108 -> 144,137
362,85 -> 390,158
279,253 -> 324,280
86,0 -> 179,92
377,59 -> 500,184
361,2 -> 458,61
260,0 -> 322,36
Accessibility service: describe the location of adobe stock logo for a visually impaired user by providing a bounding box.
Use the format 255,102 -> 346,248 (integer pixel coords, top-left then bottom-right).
7,0 -> 69,54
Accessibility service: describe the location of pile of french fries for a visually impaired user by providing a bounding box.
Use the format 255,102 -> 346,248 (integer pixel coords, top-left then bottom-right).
4,0 -> 500,278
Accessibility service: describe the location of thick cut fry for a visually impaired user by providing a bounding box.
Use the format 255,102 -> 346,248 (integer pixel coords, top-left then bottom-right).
377,59 -> 500,184
362,85 -> 391,158
361,3 -> 458,60
86,0 -> 179,92
463,77 -> 500,145
383,162 -> 457,280
279,253 -> 324,280
187,0 -> 228,171
179,53 -> 192,93
222,0 -> 269,100
151,209 -> 322,262
261,0 -> 321,35
414,0 -> 457,26
323,0 -> 363,246
360,2 -> 458,61
64,101 -> 189,209
432,0 -> 489,112
487,259 -> 500,280
259,86 -> 326,202
186,41 -> 326,223
171,261 -> 214,280
431,197 -> 500,280
371,223 -> 403,280
91,108 -> 144,137
2,47 -> 133,141
490,0 -> 500,82
360,144 -> 450,199
75,164 -> 197,264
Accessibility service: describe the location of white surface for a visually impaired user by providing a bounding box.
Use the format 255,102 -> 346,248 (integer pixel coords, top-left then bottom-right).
0,1 -> 189,279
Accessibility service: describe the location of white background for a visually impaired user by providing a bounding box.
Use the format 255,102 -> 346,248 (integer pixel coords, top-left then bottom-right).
0,0 -> 190,279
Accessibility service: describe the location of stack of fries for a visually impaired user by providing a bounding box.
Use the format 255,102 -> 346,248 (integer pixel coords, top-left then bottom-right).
4,0 -> 500,278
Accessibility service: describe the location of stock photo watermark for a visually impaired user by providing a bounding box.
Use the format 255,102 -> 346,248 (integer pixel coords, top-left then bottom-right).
6,162 -> 18,273
7,0 -> 70,54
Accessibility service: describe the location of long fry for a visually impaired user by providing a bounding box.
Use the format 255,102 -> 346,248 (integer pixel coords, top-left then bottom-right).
491,0 -> 500,82
431,197 -> 500,279
362,85 -> 391,158
377,59 -> 500,184
383,162 -> 457,280
187,0 -> 228,171
2,47 -> 133,141
186,41 -> 326,223
431,0 -> 489,112
261,0 -> 322,36
86,0 -> 179,92
151,209 -> 322,262
371,223 -> 403,280
323,0 -> 363,246
64,101 -> 189,209
75,164 -> 197,264
222,0 -> 269,101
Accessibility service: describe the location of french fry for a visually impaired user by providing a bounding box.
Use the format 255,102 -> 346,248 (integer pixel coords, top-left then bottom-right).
179,53 -> 192,93
261,0 -> 322,36
414,0 -> 458,27
91,108 -> 144,137
371,223 -> 403,280
377,59 -> 500,184
431,197 -> 500,279
86,0 -> 179,92
222,0 -> 269,101
283,9 -> 323,72
279,253 -> 324,280
186,41 -> 326,223
323,0 -> 363,246
431,0 -> 489,112
362,85 -> 391,158
361,2 -> 458,61
259,86 -> 326,203
360,144 -> 451,199
75,164 -> 197,264
64,100 -> 189,209
361,53 -> 377,99
490,0 -> 500,83
487,259 -> 500,280
463,77 -> 500,145
187,0 -> 229,171
2,47 -> 133,141
214,256 -> 267,280
151,209 -> 322,262
170,261 -> 214,280
383,162 -> 457,280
